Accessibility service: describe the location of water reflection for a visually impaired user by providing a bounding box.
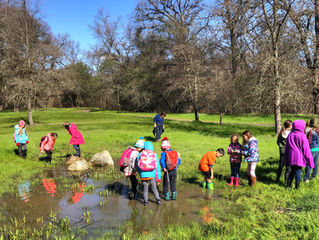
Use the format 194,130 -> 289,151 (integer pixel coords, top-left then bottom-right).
18,181 -> 31,202
71,182 -> 85,204
42,179 -> 56,197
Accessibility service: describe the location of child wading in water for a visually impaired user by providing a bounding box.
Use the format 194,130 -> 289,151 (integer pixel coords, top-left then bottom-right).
198,148 -> 225,190
119,137 -> 145,199
276,120 -> 292,183
242,130 -> 259,186
40,133 -> 58,164
14,120 -> 29,157
160,137 -> 181,201
64,123 -> 85,157
227,134 -> 242,187
286,120 -> 314,189
136,141 -> 161,206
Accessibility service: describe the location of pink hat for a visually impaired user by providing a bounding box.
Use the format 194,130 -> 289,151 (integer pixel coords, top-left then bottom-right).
161,137 -> 171,150
19,120 -> 25,127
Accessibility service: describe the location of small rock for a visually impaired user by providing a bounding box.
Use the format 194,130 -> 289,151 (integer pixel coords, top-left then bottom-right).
90,150 -> 114,167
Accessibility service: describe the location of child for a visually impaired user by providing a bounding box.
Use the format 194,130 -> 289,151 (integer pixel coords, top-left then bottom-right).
63,122 -> 85,157
14,120 -> 29,157
160,137 -> 181,201
286,120 -> 314,189
276,120 -> 292,183
305,120 -> 312,135
227,134 -> 242,187
40,133 -> 58,164
198,148 -> 225,190
153,112 -> 166,141
242,130 -> 259,186
304,118 -> 319,182
120,137 -> 145,199
136,141 -> 161,206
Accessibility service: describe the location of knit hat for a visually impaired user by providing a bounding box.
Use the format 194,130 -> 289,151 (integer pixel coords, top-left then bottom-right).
135,137 -> 145,148
19,120 -> 25,127
161,137 -> 171,150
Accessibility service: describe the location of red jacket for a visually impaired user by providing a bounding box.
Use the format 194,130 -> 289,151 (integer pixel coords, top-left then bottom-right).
40,134 -> 56,152
68,123 -> 85,145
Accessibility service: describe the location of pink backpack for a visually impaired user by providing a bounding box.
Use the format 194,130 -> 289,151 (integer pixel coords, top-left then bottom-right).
119,147 -> 134,168
138,150 -> 157,171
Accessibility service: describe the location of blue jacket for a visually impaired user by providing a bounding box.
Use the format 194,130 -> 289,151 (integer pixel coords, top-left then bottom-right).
309,129 -> 319,150
154,114 -> 164,125
14,125 -> 29,144
160,149 -> 181,171
136,142 -> 161,180
243,137 -> 259,163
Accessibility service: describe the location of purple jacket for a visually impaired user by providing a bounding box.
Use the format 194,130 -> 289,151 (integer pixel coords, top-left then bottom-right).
68,123 -> 85,145
285,120 -> 314,168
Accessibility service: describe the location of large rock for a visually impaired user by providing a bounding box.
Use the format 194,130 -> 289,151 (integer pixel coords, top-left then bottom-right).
65,155 -> 81,166
67,159 -> 90,171
90,150 -> 114,167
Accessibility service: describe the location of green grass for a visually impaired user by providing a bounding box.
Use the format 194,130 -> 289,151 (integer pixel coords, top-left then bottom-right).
0,108 -> 318,239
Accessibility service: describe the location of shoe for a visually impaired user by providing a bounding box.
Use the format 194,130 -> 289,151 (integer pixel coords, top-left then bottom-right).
228,177 -> 234,186
207,182 -> 214,190
156,199 -> 161,205
171,192 -> 177,200
201,181 -> 207,188
304,179 -> 309,183
235,178 -> 239,187
295,181 -> 300,189
251,176 -> 256,186
144,201 -> 149,206
164,192 -> 170,201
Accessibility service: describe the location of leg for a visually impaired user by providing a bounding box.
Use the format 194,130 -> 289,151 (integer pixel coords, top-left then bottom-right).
295,166 -> 302,189
311,151 -> 319,179
150,178 -> 161,204
45,150 -> 52,164
163,172 -> 170,200
234,162 -> 241,186
249,162 -> 257,186
18,144 -> 23,155
284,165 -> 291,182
304,164 -> 311,181
73,145 -> 81,157
276,153 -> 285,182
142,180 -> 149,204
287,166 -> 296,188
228,162 -> 235,185
247,164 -> 252,185
129,175 -> 138,197
170,170 -> 177,200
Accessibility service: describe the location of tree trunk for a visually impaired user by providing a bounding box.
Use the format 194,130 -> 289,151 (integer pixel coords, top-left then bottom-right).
314,0 -> 319,114
219,112 -> 224,125
28,98 -> 34,126
313,69 -> 319,113
194,104 -> 199,121
274,47 -> 281,134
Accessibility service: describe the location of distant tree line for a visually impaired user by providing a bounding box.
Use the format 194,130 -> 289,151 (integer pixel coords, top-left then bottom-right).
0,0 -> 318,132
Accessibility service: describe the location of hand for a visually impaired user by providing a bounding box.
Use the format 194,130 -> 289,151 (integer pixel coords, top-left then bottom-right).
41,151 -> 44,155
16,143 -> 20,147
157,181 -> 161,186
26,141 -> 29,144
163,168 -> 167,172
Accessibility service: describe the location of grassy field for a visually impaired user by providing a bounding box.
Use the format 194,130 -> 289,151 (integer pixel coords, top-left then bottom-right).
0,108 -> 318,239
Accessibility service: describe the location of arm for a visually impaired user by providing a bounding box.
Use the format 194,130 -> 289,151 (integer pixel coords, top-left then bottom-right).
227,145 -> 233,155
210,167 -> 214,180
155,154 -> 161,182
160,152 -> 166,170
40,136 -> 49,153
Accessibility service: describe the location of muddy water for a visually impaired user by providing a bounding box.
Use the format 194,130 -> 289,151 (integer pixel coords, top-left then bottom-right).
0,167 -> 219,236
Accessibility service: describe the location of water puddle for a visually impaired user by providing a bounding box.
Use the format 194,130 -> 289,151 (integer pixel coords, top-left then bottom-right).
0,167 -> 220,236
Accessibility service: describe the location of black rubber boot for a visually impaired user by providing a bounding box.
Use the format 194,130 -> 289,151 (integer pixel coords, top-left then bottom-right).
295,181 -> 300,190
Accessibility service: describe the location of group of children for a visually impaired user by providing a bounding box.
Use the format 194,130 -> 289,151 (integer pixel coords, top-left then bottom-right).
13,121 -> 85,162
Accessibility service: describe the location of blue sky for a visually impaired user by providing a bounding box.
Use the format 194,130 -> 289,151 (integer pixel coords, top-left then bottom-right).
41,0 -> 138,51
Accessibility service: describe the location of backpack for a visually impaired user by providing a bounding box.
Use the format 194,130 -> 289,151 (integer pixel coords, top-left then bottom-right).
119,147 -> 134,168
39,136 -> 48,147
138,150 -> 157,171
165,150 -> 179,170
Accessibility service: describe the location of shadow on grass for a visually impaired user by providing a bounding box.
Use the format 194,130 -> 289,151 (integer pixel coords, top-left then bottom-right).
143,136 -> 156,142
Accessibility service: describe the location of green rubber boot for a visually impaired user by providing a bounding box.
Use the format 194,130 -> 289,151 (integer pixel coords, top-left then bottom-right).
201,181 -> 207,188
207,182 -> 214,190
172,191 -> 177,200
164,192 -> 170,201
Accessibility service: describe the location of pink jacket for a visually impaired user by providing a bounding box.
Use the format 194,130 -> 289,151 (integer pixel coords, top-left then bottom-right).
68,123 -> 85,145
40,134 -> 56,152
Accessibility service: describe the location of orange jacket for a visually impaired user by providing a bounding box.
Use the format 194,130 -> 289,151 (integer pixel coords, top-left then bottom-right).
198,151 -> 216,172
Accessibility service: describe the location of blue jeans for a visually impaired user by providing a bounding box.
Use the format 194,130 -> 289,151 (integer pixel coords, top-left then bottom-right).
287,165 -> 302,188
230,162 -> 241,178
73,145 -> 81,157
304,151 -> 319,181
155,124 -> 164,141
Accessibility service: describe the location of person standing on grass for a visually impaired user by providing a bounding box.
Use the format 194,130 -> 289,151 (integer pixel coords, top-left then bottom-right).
63,122 -> 85,157
304,118 -> 319,182
136,141 -> 161,206
40,133 -> 58,164
285,120 -> 314,189
198,148 -> 225,190
242,130 -> 259,186
276,120 -> 292,183
227,134 -> 242,187
14,120 -> 29,157
153,112 -> 166,142
160,137 -> 181,201
119,137 -> 145,200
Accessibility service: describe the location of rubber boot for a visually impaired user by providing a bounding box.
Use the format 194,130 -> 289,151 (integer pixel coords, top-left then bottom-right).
164,192 -> 170,201
286,177 -> 293,188
228,177 -> 234,186
172,191 -> 177,200
201,181 -> 207,188
295,181 -> 300,190
251,176 -> 256,186
235,177 -> 239,187
207,182 -> 214,190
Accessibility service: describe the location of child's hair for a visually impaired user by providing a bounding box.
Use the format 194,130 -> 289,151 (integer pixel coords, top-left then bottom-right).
51,133 -> 58,138
280,120 -> 292,134
306,120 -> 311,127
230,134 -> 239,142
160,112 -> 167,117
216,148 -> 225,156
63,122 -> 70,130
242,130 -> 252,143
